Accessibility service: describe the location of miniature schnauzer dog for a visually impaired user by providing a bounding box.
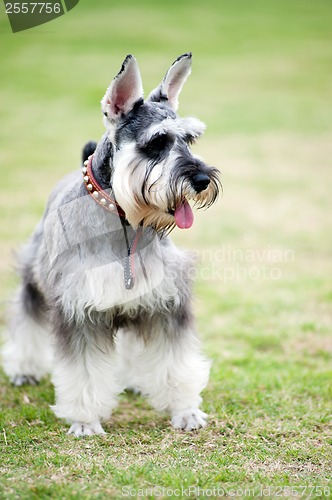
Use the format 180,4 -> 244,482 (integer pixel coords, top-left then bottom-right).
2,53 -> 220,436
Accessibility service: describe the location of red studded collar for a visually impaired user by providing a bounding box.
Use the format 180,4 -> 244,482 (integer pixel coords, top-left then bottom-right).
82,154 -> 126,219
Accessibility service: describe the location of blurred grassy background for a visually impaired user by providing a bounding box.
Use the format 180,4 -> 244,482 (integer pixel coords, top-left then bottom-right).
0,0 -> 331,496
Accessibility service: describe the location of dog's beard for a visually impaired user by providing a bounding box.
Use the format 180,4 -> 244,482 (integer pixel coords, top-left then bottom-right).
112,143 -> 219,234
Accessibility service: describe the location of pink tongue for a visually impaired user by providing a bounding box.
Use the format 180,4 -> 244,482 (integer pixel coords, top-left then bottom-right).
174,200 -> 194,229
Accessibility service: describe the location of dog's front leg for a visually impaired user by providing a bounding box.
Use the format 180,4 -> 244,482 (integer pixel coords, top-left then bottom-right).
150,329 -> 211,431
50,324 -> 120,437
119,318 -> 211,431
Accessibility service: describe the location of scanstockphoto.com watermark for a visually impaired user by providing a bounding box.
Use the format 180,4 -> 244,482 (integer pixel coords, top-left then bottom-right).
190,245 -> 295,284
122,485 -> 330,498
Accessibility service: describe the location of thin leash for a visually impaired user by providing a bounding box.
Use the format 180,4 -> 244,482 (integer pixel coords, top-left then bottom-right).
82,154 -> 141,290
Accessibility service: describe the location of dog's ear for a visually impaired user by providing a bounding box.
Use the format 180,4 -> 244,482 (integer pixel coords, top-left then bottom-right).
148,53 -> 192,111
101,55 -> 144,122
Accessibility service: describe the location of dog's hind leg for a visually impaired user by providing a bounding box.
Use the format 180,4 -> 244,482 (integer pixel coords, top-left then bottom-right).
2,282 -> 52,386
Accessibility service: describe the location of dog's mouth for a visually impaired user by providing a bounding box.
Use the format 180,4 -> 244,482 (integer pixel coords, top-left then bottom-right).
168,199 -> 194,229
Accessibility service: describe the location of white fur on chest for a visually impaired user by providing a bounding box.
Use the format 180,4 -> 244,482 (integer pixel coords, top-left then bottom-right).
59,235 -> 192,319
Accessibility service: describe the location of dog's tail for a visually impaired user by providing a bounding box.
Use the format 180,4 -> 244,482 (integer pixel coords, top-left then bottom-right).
82,141 -> 97,164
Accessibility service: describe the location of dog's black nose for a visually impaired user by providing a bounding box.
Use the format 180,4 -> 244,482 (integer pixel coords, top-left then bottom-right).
191,173 -> 210,193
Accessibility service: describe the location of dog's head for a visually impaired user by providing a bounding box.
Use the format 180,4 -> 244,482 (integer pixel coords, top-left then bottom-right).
101,54 -> 220,232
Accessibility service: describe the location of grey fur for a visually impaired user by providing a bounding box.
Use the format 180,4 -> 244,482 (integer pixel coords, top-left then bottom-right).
2,54 -> 220,436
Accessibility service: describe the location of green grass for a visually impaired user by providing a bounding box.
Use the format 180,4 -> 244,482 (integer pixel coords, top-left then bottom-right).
0,0 -> 332,498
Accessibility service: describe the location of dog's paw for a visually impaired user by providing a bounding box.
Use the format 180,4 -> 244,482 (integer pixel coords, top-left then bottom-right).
171,408 -> 208,431
11,375 -> 39,386
67,421 -> 106,437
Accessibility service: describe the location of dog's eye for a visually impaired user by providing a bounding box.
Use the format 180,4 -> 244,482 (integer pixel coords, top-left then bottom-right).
184,134 -> 197,145
149,134 -> 170,150
140,133 -> 174,161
